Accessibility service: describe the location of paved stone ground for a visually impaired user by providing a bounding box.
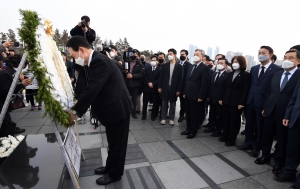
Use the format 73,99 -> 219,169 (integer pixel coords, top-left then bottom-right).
10,103 -> 299,189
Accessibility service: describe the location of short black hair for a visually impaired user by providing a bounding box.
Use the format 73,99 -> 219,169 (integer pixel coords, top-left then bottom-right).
215,54 -> 225,59
6,54 -> 28,68
151,55 -> 157,60
285,50 -> 300,59
271,54 -> 277,62
180,49 -> 188,56
109,45 -> 117,51
205,55 -> 210,60
218,58 -> 229,65
132,49 -> 140,57
81,15 -> 90,22
158,52 -> 165,57
260,46 -> 274,54
290,45 -> 300,51
168,48 -> 177,55
66,36 -> 91,51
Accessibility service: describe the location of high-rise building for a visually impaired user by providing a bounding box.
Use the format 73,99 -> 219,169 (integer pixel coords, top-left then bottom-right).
214,46 -> 220,58
188,44 -> 198,62
244,55 -> 256,71
226,51 -> 235,63
207,47 -> 213,58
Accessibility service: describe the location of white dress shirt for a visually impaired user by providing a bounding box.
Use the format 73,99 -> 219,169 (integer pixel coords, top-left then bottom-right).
280,67 -> 297,88
88,50 -> 94,67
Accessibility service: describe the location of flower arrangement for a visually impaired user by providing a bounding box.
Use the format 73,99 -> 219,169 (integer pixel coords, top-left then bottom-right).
0,135 -> 25,158
18,10 -> 74,127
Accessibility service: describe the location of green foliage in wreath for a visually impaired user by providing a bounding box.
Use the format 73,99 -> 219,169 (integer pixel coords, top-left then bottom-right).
18,9 -> 72,127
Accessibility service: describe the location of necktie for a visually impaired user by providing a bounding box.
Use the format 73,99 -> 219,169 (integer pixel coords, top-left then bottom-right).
215,72 -> 220,82
258,66 -> 265,80
280,72 -> 290,91
190,64 -> 197,76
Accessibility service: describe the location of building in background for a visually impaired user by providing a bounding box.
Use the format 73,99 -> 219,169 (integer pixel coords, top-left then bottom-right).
214,46 -> 220,58
244,55 -> 256,71
207,47 -> 213,58
188,44 -> 198,62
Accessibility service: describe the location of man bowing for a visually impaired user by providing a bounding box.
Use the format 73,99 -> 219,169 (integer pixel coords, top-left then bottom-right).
67,36 -> 133,185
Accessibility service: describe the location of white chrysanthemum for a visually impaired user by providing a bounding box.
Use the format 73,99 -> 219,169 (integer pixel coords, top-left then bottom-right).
16,135 -> 25,141
3,143 -> 10,148
1,140 -> 10,144
0,147 -> 6,153
0,152 -> 9,158
11,143 -> 18,149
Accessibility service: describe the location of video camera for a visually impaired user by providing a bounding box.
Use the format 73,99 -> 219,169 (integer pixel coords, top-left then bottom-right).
1,41 -> 19,47
124,47 -> 139,71
100,43 -> 111,55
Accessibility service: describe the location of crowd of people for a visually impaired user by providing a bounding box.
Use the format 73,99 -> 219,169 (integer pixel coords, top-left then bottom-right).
1,14 -> 300,188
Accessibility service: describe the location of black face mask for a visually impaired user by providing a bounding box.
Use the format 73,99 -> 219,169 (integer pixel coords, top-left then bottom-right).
180,56 -> 186,61
208,65 -> 213,68
141,58 -> 145,62
130,56 -> 137,61
158,59 -> 164,64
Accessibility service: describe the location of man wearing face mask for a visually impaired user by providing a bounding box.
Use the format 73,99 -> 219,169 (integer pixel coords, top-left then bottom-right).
256,50 -> 300,174
178,49 -> 192,122
158,48 -> 183,126
157,53 -> 165,68
66,36 -> 133,185
238,46 -> 282,158
106,45 -> 122,73
142,55 -> 161,121
181,49 -> 209,138
122,49 -> 145,119
205,58 -> 228,136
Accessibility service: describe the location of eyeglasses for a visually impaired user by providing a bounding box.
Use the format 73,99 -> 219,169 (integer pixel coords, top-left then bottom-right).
283,57 -> 298,61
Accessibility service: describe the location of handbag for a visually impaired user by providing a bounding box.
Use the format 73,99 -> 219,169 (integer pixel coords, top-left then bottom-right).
9,94 -> 25,111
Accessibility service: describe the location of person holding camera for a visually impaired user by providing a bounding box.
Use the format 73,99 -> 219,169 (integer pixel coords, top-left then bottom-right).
122,49 -> 144,119
70,15 -> 96,48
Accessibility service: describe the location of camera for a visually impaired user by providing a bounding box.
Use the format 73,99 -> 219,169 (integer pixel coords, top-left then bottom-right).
81,21 -> 87,28
100,43 -> 111,55
1,41 -> 19,47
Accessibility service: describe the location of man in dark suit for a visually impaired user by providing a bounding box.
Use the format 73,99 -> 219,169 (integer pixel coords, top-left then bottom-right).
181,49 -> 209,138
238,46 -> 283,157
67,36 -> 133,185
205,58 -> 229,136
272,51 -> 300,189
158,48 -> 183,126
178,49 -> 192,122
142,55 -> 161,121
256,50 -> 300,174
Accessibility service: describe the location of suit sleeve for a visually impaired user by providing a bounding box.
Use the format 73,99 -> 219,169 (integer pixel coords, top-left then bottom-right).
284,79 -> 300,119
152,69 -> 160,87
132,64 -> 144,80
263,79 -> 273,110
158,65 -> 164,89
198,66 -> 209,99
220,76 -> 228,101
68,61 -> 75,78
73,58 -> 110,116
144,69 -> 149,84
239,73 -> 251,106
85,28 -> 96,42
1,73 -> 24,96
207,74 -> 213,99
176,65 -> 183,93
70,25 -> 81,36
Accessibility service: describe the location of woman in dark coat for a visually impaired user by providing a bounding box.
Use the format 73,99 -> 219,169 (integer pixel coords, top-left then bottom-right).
218,56 -> 251,146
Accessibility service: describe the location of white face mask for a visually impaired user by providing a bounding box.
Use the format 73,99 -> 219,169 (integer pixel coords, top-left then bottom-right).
109,52 -> 115,58
232,63 -> 240,70
168,55 -> 174,61
282,60 -> 294,69
216,64 -> 224,71
150,61 -> 156,67
75,51 -> 85,66
192,56 -> 200,63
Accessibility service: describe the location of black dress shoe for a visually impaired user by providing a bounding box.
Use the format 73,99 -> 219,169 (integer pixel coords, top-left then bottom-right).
211,132 -> 222,137
95,167 -> 109,175
249,149 -> 260,157
202,124 -> 210,128
272,164 -> 282,174
225,142 -> 235,147
181,131 -> 190,135
14,127 -> 26,134
96,175 -> 121,185
218,138 -> 227,142
178,117 -> 184,122
131,114 -> 137,119
289,184 -> 300,189
187,133 -> 196,139
254,156 -> 271,165
273,173 -> 296,183
240,130 -> 245,135
151,116 -> 155,121
142,115 -> 146,120
237,144 -> 253,150
204,128 -> 214,133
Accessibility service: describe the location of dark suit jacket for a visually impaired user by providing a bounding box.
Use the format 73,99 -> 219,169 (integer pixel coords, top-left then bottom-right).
184,63 -> 209,101
208,71 -> 228,104
73,64 -> 88,99
263,69 -> 300,118
158,62 -> 183,102
221,71 -> 251,106
122,61 -> 145,88
247,63 -> 283,108
66,60 -> 74,79
180,61 -> 192,93
284,78 -> 300,128
143,66 -> 161,94
73,51 -> 133,126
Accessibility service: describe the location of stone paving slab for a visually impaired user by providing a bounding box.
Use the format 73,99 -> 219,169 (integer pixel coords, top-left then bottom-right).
152,159 -> 209,189
80,134 -> 103,149
131,129 -> 165,143
197,136 -> 238,153
172,139 -> 214,158
251,171 -> 294,189
129,120 -> 154,130
156,127 -> 186,140
125,143 -> 148,165
16,117 -> 47,127
190,154 -> 244,184
217,177 -> 264,189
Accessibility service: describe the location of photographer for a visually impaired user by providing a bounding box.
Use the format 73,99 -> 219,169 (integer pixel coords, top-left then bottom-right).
122,48 -> 144,119
70,15 -> 96,48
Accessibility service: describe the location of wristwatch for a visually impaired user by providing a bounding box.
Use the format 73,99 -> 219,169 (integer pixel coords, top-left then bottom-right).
72,110 -> 77,115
